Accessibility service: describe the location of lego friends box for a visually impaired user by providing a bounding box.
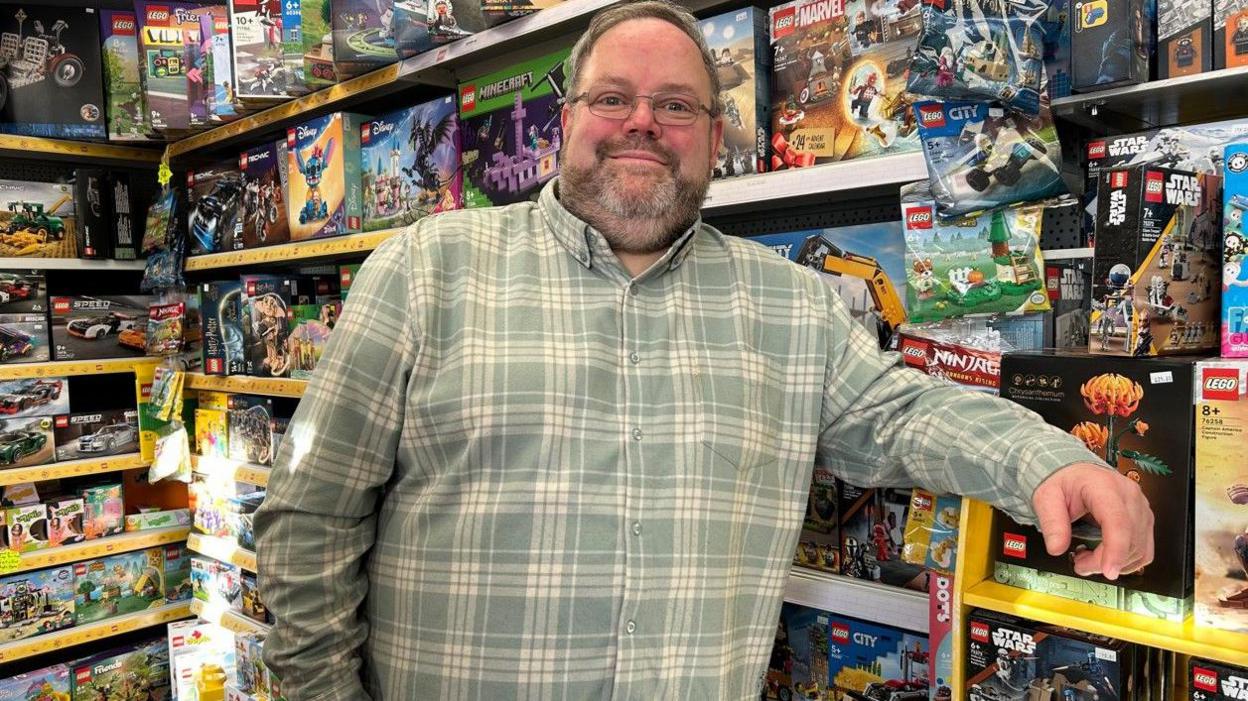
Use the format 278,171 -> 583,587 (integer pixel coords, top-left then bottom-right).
286,112 -> 366,240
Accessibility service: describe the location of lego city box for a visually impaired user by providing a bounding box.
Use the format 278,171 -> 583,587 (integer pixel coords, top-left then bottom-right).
0,6 -> 106,140
698,7 -> 772,178
767,0 -> 922,169
0,564 -> 74,642
0,312 -> 49,364
188,161 -> 244,256
794,468 -> 840,574
101,9 -> 155,141
0,664 -> 70,700
1224,144 -> 1248,357
0,376 -> 68,418
239,140 -> 291,249
840,484 -> 929,592
458,48 -> 570,209
200,280 -> 245,376
996,351 -> 1198,600
50,295 -> 157,361
53,408 -> 139,462
72,638 -> 172,701
1157,0 -> 1212,77
0,268 -> 44,314
331,0 -> 399,80
827,614 -> 929,699
286,112 -> 367,240
0,414 -> 55,470
1070,0 -> 1155,92
360,95 -> 462,232
1215,0 -> 1248,68
765,602 -> 832,698
1091,165 -> 1222,356
0,179 -> 77,258
1191,658 -> 1248,701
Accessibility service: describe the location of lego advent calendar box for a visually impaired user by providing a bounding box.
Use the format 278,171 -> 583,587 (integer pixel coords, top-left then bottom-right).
697,7 -> 771,178
361,96 -> 463,231
459,48 -> 570,208
0,6 -> 106,139
287,112 -> 366,240
1071,0 -> 1155,91
1224,143 -> 1248,356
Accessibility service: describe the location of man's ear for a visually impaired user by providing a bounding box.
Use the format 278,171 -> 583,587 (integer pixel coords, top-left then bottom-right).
709,115 -> 725,170
561,102 -> 572,136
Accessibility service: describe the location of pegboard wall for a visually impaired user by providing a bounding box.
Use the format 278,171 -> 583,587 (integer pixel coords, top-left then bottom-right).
707,193 -> 902,238
1039,199 -> 1086,250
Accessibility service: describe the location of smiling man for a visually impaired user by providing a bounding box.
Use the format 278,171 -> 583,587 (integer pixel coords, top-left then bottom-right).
255,2 -> 1155,700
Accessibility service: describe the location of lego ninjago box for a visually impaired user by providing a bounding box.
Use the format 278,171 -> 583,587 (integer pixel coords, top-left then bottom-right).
0,6 -> 106,139
794,468 -> 840,574
1158,0 -> 1212,77
1070,0 -> 1155,91
697,7 -> 771,178
1214,0 -> 1248,69
1092,165 -> 1222,356
1190,658 -> 1248,700
898,330 -> 1002,393
996,351 -> 1197,601
840,484 -> 929,591
286,112 -> 366,240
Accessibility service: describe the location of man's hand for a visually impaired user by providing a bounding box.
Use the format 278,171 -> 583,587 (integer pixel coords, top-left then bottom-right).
1031,462 -> 1155,581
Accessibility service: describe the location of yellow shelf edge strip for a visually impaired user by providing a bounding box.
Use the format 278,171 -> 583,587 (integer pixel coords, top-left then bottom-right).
0,452 -> 150,488
0,601 -> 192,663
7,526 -> 190,575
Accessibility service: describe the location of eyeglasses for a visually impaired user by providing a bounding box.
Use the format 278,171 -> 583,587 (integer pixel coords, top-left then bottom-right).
569,87 -> 716,126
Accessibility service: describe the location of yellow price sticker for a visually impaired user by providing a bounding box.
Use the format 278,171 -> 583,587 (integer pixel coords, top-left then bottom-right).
0,548 -> 20,574
157,162 -> 173,187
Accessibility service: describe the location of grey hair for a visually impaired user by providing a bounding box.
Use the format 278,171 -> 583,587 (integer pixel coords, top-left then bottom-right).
565,0 -> 722,116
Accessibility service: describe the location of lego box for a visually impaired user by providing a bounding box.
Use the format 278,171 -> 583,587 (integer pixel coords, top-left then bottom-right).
1158,0 -> 1212,77
765,603 -> 832,698
5,502 -> 48,552
0,376 -> 68,418
53,408 -> 139,462
1091,166 -> 1221,356
73,639 -> 172,701
240,140 -> 291,249
331,0 -> 399,80
50,295 -> 156,361
793,468 -> 839,574
287,112 -> 366,240
1046,257 -> 1094,349
200,281 -> 246,376
0,565 -> 74,642
458,48 -> 569,209
698,7 -> 771,178
1190,658 -> 1248,700
301,0 -> 337,88
1214,0 -> 1248,68
1224,144 -> 1248,357
1071,0 -> 1155,91
135,2 -> 214,135
101,10 -> 155,141
241,274 -> 294,377
188,162 -> 244,256
0,6 -> 106,139
0,180 -> 77,259
0,312 -> 49,364
0,664 -> 70,700
46,496 -> 84,547
289,303 -> 336,380
840,484 -> 929,591
72,544 -> 191,624
827,615 -> 929,699
361,95 -> 463,231
230,0 -> 300,101
82,481 -> 124,539
0,415 -> 54,470
0,269 -> 44,314
228,394 -> 274,465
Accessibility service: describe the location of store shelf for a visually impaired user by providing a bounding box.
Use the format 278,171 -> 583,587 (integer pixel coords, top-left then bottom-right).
0,601 -> 193,664
187,533 -> 257,573
0,257 -> 147,271
188,598 -> 272,636
0,452 -> 149,487
965,580 -> 1248,668
190,455 -> 271,488
703,153 -> 928,212
785,566 -> 929,634
0,135 -> 162,167
1052,66 -> 1248,132
185,229 -> 402,271
4,526 -> 190,575
0,357 -> 161,380
185,373 -> 307,398
1041,247 -> 1094,260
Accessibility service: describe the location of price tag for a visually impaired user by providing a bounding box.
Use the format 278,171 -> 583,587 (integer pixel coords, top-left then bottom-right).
157,162 -> 173,187
0,549 -> 21,574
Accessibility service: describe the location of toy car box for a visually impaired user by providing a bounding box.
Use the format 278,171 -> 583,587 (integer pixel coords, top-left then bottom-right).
4,502 -> 48,552
46,495 -> 84,547
840,484 -> 929,591
188,162 -> 245,256
1091,165 -> 1221,356
1193,360 -> 1248,634
1158,0 -> 1212,77
135,1 -> 211,136
1215,0 -> 1248,68
228,394 -> 274,465
1071,0 -> 1155,91
53,408 -> 139,462
0,376 -> 68,418
0,415 -> 55,470
239,140 -> 291,249
0,179 -> 77,259
73,544 -> 191,624
229,0 -> 299,103
1223,144 -> 1248,357
1190,658 -> 1248,700
0,664 -> 70,700
0,564 -> 74,642
458,48 -> 569,209
72,638 -> 171,701
766,602 -> 832,698
200,280 -> 246,376
240,275 -> 294,377
0,312 -> 48,364
81,481 -> 124,539
697,7 -> 771,178
286,112 -> 367,240
0,269 -> 44,314
1046,257 -> 1094,349
793,468 -> 839,574
996,351 -> 1197,602
101,9 -> 155,141
827,614 -> 929,699
361,95 -> 463,231
0,6 -> 106,139
50,295 -> 156,361
331,0 -> 399,80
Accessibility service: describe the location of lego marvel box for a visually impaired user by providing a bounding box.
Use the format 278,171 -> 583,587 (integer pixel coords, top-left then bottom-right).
827,615 -> 929,698
1191,658 -> 1248,700
1091,165 -> 1221,356
230,0 -> 299,101
361,95 -> 462,231
0,269 -> 44,314
0,565 -> 74,642
1214,0 -> 1248,68
241,275 -> 293,377
228,394 -> 274,465
698,7 -> 771,178
200,280 -> 246,376
0,6 -> 106,139
0,376 -> 67,418
331,0 -> 399,80
101,10 -> 155,141
0,180 -> 77,259
767,0 -> 922,168
135,1 -> 214,135
73,639 -> 172,701
1071,0 -> 1155,91
1158,0 -> 1212,77
73,544 -> 191,624
287,112 -> 366,240
996,351 -> 1197,600
840,484 -> 929,591
0,415 -> 54,469
1224,144 -> 1248,357
0,664 -> 70,700
458,48 -> 569,209
53,408 -> 139,462
794,468 -> 839,574
50,295 -> 156,361
240,140 -> 291,249
188,162 -> 244,256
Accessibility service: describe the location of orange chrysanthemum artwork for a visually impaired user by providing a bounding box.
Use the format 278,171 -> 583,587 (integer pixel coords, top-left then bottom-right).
1070,421 -> 1109,456
1080,373 -> 1144,417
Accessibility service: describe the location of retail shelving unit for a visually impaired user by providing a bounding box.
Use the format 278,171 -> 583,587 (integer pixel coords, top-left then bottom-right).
188,599 -> 272,636
1053,66 -> 1248,131
786,567 -> 929,634
185,229 -> 402,271
190,455 -> 271,488
0,357 -> 161,381
187,533 -> 258,574
0,452 -> 149,488
703,152 -> 928,213
184,373 -> 307,398
1041,247 -> 1094,260
6,526 -> 191,575
0,135 -> 161,167
0,602 -> 192,664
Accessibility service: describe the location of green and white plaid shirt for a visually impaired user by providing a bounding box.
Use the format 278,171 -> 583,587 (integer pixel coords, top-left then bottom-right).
255,179 -> 1098,701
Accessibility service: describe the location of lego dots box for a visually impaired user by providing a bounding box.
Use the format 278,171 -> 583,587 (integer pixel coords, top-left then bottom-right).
827,615 -> 928,699
0,6 -> 106,140
0,180 -> 77,259
1070,0 -> 1155,91
0,565 -> 75,642
1158,0 -> 1212,77
1215,0 -> 1248,68
1091,165 -> 1221,356
1224,144 -> 1248,357
286,112 -> 366,241
1191,658 -> 1248,701
697,7 -> 771,178
767,0 -> 922,169
840,484 -> 929,591
239,140 -> 291,249
996,351 -> 1197,602
53,408 -> 139,462
458,48 -> 569,209
361,96 -> 462,231
50,295 -> 156,361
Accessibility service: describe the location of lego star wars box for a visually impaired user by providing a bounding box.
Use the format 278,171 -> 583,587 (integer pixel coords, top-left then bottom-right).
301,0 -> 337,88
239,140 -> 291,249
840,484 -> 929,592
200,280 -> 245,376
1091,165 -> 1222,356
73,545 -> 191,624
1158,0 -> 1212,77
0,6 -> 106,139
135,2 -> 213,135
794,468 -> 840,574
0,377 -> 68,418
0,664 -> 70,700
0,565 -> 74,642
0,179 -> 77,259
1193,361 -> 1248,634
698,7 -> 771,178
997,351 -> 1197,601
1223,144 -> 1248,357
228,394 -> 274,465
766,603 -> 832,698
230,0 -> 300,102
53,409 -> 139,462
1190,658 -> 1248,700
361,95 -> 462,231
240,275 -> 293,377
0,312 -> 49,364
101,10 -> 155,141
1214,0 -> 1248,68
0,415 -> 55,469
73,639 -> 172,701
458,48 -> 568,209
0,269 -> 44,314
827,615 -> 929,699
287,112 -> 366,240
1071,0 -> 1155,91
1085,132 -> 1159,195
188,162 -> 244,256
50,295 -> 156,361
767,0 -> 922,169
1046,258 -> 1094,349
331,0 -> 399,80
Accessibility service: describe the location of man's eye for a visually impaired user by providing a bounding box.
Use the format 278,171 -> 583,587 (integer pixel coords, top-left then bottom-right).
595,94 -> 627,107
660,99 -> 694,113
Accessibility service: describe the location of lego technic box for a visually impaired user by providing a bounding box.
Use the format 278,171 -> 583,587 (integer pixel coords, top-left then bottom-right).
1070,0 -> 1155,91
241,275 -> 293,377
73,639 -> 172,701
458,48 -> 569,209
1191,658 -> 1248,701
331,0 -> 399,80
697,7 -> 771,178
200,280 -> 245,376
0,180 -> 77,259
1224,144 -> 1248,357
229,0 -> 300,102
1215,0 -> 1248,68
286,112 -> 366,240
767,0 -> 922,169
101,10 -> 155,141
240,140 -> 291,249
188,161 -> 244,256
53,408 -> 139,462
0,6 -> 106,139
1157,0 -> 1212,77
361,95 -> 462,232
0,415 -> 54,469
827,615 -> 929,699
794,468 -> 839,574
0,268 -> 44,314
840,484 -> 929,592
0,376 -> 68,418
1091,165 -> 1222,356
50,295 -> 156,361
996,351 -> 1197,601
0,566 -> 74,642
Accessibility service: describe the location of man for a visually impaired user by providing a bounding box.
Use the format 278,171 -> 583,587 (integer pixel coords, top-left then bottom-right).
255,2 -> 1154,699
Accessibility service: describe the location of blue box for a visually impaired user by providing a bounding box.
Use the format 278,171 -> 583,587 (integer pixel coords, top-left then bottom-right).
287,112 -> 367,240
360,95 -> 463,231
827,614 -> 929,698
1223,144 -> 1248,356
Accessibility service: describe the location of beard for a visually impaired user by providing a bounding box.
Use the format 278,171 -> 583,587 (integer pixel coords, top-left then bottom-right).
560,135 -> 711,255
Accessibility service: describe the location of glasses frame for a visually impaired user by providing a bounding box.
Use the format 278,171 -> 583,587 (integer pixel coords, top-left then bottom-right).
568,88 -> 718,126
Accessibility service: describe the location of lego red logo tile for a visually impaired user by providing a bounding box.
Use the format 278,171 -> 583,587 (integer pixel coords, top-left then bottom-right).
1110,171 -> 1128,189
145,6 -> 171,25
918,105 -> 945,128
286,128 -> 296,148
906,206 -> 934,229
1087,140 -> 1107,159
76,669 -> 92,685
460,84 -> 477,112
911,492 -> 933,511
74,562 -> 86,576
831,623 -> 850,643
772,6 -> 797,39
206,358 -> 222,374
1003,533 -> 1027,558
52,298 -> 70,314
970,621 -> 990,643
55,416 -> 68,428
899,338 -> 928,367
1203,368 -> 1241,401
112,15 -> 137,35
361,123 -> 372,143
1192,666 -> 1219,692
1145,170 -> 1164,202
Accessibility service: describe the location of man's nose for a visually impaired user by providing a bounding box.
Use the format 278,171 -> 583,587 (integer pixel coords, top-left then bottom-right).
622,97 -> 662,139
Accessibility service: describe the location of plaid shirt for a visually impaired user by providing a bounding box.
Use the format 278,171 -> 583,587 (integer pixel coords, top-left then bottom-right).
255,180 -> 1099,701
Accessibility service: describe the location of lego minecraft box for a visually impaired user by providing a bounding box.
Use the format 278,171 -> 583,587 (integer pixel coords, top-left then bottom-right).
1214,0 -> 1248,68
996,351 -> 1197,601
286,112 -> 366,240
827,615 -> 929,699
1091,165 -> 1222,356
239,140 -> 291,249
101,10 -> 156,141
1158,0 -> 1212,77
331,0 -> 399,80
1224,144 -> 1248,357
767,0 -> 921,169
53,408 -> 139,462
361,95 -> 462,231
458,48 -> 569,209
840,484 -> 929,592
0,565 -> 74,642
0,180 -> 77,259
1071,0 -> 1155,91
0,6 -> 106,139
188,162 -> 244,256
794,468 -> 839,574
1191,658 -> 1248,700
697,7 -> 771,178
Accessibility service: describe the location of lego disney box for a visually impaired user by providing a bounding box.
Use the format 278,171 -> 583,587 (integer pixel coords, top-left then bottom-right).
361,95 -> 463,232
1224,144 -> 1248,357
697,7 -> 771,178
0,6 -> 106,139
287,112 -> 366,240
458,48 -> 569,209
0,664 -> 70,700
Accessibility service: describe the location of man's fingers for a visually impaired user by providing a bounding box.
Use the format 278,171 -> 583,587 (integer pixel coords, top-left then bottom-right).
1033,482 -> 1073,556
1084,485 -> 1132,580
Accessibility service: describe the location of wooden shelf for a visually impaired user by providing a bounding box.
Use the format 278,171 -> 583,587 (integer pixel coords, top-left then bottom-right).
0,452 -> 149,487
190,455 -> 271,488
186,373 -> 306,398
0,135 -> 162,167
3,526 -> 190,575
1052,66 -> 1248,131
0,358 -> 161,381
703,152 -> 927,213
188,598 -> 272,636
785,566 -> 929,634
0,601 -> 192,663
185,229 -> 402,271
187,533 -> 257,573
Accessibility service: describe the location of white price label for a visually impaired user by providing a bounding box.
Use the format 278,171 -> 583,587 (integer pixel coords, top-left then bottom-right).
1095,647 -> 1117,662
1150,371 -> 1173,384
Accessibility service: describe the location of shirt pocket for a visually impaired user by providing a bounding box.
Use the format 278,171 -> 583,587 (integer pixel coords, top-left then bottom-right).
694,351 -> 784,473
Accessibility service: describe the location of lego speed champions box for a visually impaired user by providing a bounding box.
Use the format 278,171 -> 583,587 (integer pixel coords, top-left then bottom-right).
286,112 -> 366,240
0,565 -> 74,642
1214,0 -> 1248,68
50,295 -> 155,361
1070,0 -> 1155,91
0,376 -> 68,418
0,6 -> 106,139
1158,0 -> 1212,77
459,48 -> 569,209
240,140 -> 291,249
768,0 -> 922,169
698,7 -> 771,178
361,95 -> 462,231
1224,144 -> 1248,356
53,408 -> 139,462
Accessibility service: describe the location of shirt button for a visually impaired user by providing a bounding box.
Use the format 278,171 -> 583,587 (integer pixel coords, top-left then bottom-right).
629,351 -> 640,364
631,428 -> 643,441
626,620 -> 636,634
628,285 -> 639,296
632,522 -> 642,536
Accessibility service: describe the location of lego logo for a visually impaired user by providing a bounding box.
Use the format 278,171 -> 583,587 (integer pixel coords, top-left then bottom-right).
1145,171 -> 1164,202
460,85 -> 477,112
112,16 -> 137,34
1110,171 -> 1128,188
970,621 -> 990,643
918,106 -> 945,128
1192,667 -> 1219,692
146,7 -> 170,22
52,299 -> 70,314
907,207 -> 933,229
831,623 -> 850,643
902,345 -> 926,359
362,124 -> 372,142
912,494 -> 933,510
1087,141 -> 1106,159
1146,180 -> 1163,194
1203,368 -> 1241,400
1207,377 -> 1238,391
55,416 -> 68,428
1003,533 -> 1027,558
76,669 -> 92,684
772,7 -> 797,39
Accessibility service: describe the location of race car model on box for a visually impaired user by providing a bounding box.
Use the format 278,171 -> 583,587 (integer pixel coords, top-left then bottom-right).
0,417 -> 50,467
67,311 -> 137,340
0,378 -> 64,415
